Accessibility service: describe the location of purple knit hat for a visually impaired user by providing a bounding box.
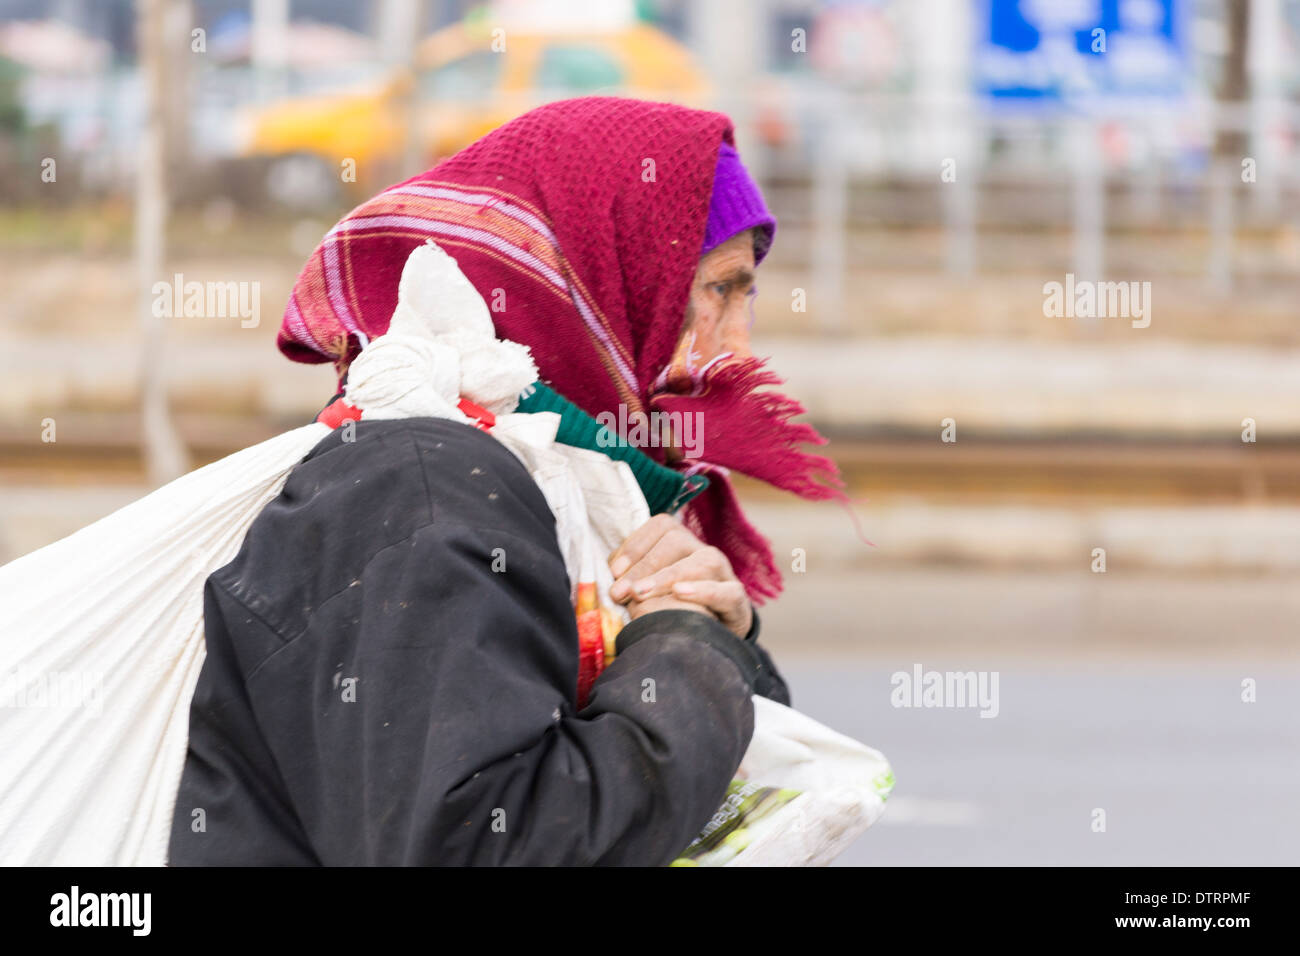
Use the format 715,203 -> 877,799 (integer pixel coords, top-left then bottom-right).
702,142 -> 776,264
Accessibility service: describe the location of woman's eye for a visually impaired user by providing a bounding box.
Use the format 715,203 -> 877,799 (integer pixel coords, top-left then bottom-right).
709,282 -> 731,297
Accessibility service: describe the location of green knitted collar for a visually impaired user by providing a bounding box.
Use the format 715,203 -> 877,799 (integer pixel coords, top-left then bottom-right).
514,383 -> 708,515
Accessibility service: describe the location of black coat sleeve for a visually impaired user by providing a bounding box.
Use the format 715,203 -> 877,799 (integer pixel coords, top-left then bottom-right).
253,523 -> 756,866
743,609 -> 792,707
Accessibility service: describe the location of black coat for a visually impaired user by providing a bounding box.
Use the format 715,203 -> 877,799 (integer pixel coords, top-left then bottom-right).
168,416 -> 790,866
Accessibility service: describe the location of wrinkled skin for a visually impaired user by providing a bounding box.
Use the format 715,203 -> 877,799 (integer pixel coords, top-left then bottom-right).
609,230 -> 757,639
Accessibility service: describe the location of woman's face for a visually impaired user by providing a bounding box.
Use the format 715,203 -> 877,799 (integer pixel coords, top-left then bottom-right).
663,229 -> 757,390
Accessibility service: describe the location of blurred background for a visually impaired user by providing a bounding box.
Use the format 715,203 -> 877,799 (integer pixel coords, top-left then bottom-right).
1,0 -> 1297,865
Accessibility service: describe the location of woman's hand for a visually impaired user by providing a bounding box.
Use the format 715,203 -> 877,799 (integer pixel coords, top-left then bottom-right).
609,514 -> 753,639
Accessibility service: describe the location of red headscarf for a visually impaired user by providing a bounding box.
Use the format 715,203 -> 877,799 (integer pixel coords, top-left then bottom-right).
277,96 -> 844,603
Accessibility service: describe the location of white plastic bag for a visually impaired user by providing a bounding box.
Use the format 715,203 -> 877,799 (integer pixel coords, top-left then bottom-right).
673,696 -> 894,867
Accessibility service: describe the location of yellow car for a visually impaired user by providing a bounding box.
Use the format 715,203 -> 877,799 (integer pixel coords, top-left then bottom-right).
243,19 -> 711,204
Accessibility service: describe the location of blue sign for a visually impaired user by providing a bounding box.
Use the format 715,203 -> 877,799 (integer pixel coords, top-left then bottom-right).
976,0 -> 1190,107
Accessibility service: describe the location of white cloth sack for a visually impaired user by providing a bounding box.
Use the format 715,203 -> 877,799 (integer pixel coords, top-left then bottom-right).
0,424 -> 330,864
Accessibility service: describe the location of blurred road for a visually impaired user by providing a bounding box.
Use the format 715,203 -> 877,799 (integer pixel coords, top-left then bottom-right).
774,659 -> 1300,866
755,558 -> 1299,865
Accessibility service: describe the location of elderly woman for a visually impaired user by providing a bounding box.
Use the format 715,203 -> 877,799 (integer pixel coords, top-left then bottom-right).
168,97 -> 843,866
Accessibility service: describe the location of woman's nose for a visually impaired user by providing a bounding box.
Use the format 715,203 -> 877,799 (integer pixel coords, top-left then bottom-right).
719,309 -> 753,360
